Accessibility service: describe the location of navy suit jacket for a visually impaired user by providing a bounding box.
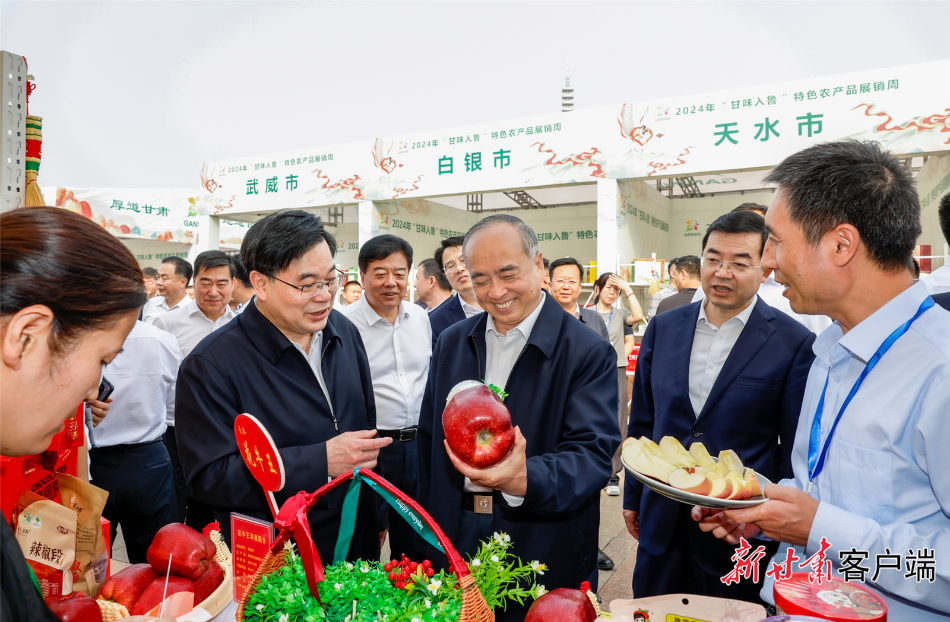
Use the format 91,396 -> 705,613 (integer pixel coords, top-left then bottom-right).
623,298 -> 815,572
418,294 -> 621,596
428,294 -> 467,349
933,291 -> 950,311
175,301 -> 380,561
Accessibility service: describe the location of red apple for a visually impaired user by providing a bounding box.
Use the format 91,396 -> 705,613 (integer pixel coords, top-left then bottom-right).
147,523 -> 217,580
130,576 -> 194,616
193,561 -> 225,604
97,563 -> 160,609
45,592 -> 103,622
442,381 -> 515,469
525,587 -> 597,622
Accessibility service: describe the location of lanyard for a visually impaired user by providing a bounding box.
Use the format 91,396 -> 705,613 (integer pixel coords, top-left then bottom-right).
806,296 -> 934,493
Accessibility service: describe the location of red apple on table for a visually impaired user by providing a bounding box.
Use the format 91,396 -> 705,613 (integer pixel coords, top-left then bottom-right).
193,561 -> 225,604
525,587 -> 597,622
97,563 -> 160,609
147,522 -> 217,580
45,592 -> 103,622
442,381 -> 515,469
131,576 -> 195,616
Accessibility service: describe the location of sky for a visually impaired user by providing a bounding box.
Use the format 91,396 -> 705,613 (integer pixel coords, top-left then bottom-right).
3,1 -> 949,190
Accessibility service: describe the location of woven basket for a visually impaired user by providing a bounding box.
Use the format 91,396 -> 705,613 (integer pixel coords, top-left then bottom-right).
237,468 -> 494,622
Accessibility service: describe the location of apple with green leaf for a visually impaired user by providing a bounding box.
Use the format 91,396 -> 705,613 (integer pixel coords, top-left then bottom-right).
442,381 -> 515,469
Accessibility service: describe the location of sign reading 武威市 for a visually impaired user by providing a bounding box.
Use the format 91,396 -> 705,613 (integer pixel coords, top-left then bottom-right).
194,59 -> 949,216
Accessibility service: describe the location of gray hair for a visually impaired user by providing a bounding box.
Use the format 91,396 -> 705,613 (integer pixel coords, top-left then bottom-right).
463,214 -> 539,261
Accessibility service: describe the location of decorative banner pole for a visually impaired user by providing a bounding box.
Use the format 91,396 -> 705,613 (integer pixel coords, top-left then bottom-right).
24,62 -> 45,207
234,413 -> 286,519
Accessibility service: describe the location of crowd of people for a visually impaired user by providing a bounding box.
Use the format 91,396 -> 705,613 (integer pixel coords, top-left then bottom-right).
2,140 -> 949,621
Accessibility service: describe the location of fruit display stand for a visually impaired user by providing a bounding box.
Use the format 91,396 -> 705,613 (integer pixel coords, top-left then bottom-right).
237,467 -> 494,622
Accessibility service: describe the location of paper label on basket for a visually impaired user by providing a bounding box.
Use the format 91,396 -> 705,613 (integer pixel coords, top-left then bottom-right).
231,513 -> 275,603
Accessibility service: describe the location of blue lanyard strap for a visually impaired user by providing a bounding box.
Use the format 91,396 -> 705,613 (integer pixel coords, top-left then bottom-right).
807,296 -> 934,485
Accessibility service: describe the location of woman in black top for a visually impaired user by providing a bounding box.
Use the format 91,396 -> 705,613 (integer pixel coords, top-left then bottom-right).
0,207 -> 170,622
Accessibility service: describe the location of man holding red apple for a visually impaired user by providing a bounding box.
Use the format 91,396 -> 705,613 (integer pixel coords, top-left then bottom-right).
417,214 -> 621,622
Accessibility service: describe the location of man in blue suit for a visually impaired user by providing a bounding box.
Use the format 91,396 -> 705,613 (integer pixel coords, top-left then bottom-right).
418,215 -> 620,621
623,210 -> 816,601
429,236 -> 483,348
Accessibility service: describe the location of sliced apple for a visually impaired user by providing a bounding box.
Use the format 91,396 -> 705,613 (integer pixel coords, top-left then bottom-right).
719,450 -> 745,475
668,468 -> 713,496
708,477 -> 732,499
623,438 -> 676,483
689,466 -> 710,476
640,436 -> 662,453
659,437 -> 697,468
745,471 -> 762,498
689,442 -> 717,468
725,471 -> 751,500
712,461 -> 730,479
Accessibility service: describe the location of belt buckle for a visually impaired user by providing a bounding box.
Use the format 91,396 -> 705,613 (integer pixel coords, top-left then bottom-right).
473,494 -> 493,515
399,427 -> 416,442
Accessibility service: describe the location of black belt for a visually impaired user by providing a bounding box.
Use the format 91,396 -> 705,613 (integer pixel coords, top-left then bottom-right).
90,436 -> 165,451
461,491 -> 494,514
378,427 -> 417,442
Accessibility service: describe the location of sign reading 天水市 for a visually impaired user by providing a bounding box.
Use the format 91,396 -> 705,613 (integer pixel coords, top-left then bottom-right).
195,59 -> 949,216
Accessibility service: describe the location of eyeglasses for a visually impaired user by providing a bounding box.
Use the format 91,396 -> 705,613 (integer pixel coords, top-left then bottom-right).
269,270 -> 345,298
700,256 -> 761,275
553,279 -> 580,287
443,257 -> 466,273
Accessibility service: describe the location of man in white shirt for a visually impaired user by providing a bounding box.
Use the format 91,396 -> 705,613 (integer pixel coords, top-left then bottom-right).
647,259 -> 680,318
89,321 -> 182,563
142,256 -> 193,324
153,250 -> 234,527
414,258 -> 452,313
922,193 -> 950,294
429,236 -> 484,347
340,235 -> 432,559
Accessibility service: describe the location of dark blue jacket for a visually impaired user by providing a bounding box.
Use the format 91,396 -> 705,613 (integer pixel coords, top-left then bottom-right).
624,299 -> 815,574
428,294 -> 467,349
933,291 -> 950,312
417,294 -> 621,598
175,301 -> 380,562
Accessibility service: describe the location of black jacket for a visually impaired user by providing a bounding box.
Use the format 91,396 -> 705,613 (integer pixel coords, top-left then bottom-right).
417,294 -> 621,605
175,301 -> 380,561
428,294 -> 468,350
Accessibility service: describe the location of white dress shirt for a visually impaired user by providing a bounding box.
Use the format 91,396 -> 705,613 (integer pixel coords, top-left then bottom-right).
460,296 -> 483,318
688,296 -> 758,417
142,295 -> 190,325
463,291 -> 547,504
691,274 -> 832,335
96,321 -> 183,444
153,298 -> 235,358
923,263 -> 950,294
288,330 -> 335,420
339,296 -> 432,430
761,281 -> 950,619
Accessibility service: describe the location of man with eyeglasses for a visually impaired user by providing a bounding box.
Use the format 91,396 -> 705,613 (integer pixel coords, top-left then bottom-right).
623,210 -> 816,602
549,257 -> 610,342
340,235 -> 431,560
429,236 -> 483,349
175,209 -> 391,557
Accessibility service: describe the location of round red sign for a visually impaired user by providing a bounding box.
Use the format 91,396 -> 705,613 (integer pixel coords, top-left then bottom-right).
234,413 -> 286,493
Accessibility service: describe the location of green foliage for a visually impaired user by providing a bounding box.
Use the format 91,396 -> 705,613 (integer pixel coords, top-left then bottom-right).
485,383 -> 509,401
466,531 -> 547,612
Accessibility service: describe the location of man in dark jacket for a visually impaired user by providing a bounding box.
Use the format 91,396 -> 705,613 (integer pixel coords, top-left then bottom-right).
417,215 -> 621,621
176,209 -> 391,560
429,236 -> 483,348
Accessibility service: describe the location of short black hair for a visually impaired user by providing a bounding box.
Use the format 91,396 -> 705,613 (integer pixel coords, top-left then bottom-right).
358,235 -> 413,274
549,257 -> 584,281
939,193 -> 950,245
194,250 -> 234,279
702,210 -> 769,257
343,280 -> 362,291
732,202 -> 768,217
230,254 -> 251,288
162,256 -> 193,284
667,257 -> 679,274
142,266 -> 159,278
912,257 -> 921,279
435,236 -> 465,271
675,255 -> 701,279
764,140 -> 919,272
543,257 -> 550,271
241,210 -> 336,278
419,258 -> 451,291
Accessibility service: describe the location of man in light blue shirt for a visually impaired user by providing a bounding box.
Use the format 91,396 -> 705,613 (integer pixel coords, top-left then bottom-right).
694,141 -> 950,619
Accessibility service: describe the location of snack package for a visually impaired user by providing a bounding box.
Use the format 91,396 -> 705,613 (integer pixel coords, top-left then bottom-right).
610,594 -> 766,622
57,473 -> 110,596
15,498 -> 77,597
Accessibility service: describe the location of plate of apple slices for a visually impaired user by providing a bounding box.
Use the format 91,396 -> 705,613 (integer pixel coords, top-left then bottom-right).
621,436 -> 771,509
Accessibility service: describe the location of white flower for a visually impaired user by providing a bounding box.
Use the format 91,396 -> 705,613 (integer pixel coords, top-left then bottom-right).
255,604 -> 264,611
412,618 -> 422,622
490,555 -> 499,563
534,585 -> 547,598
346,562 -> 354,570
279,615 -> 290,622
334,582 -> 342,591
503,533 -> 511,543
470,558 -> 481,567
427,579 -> 442,594
425,599 -> 432,609
530,561 -> 547,575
